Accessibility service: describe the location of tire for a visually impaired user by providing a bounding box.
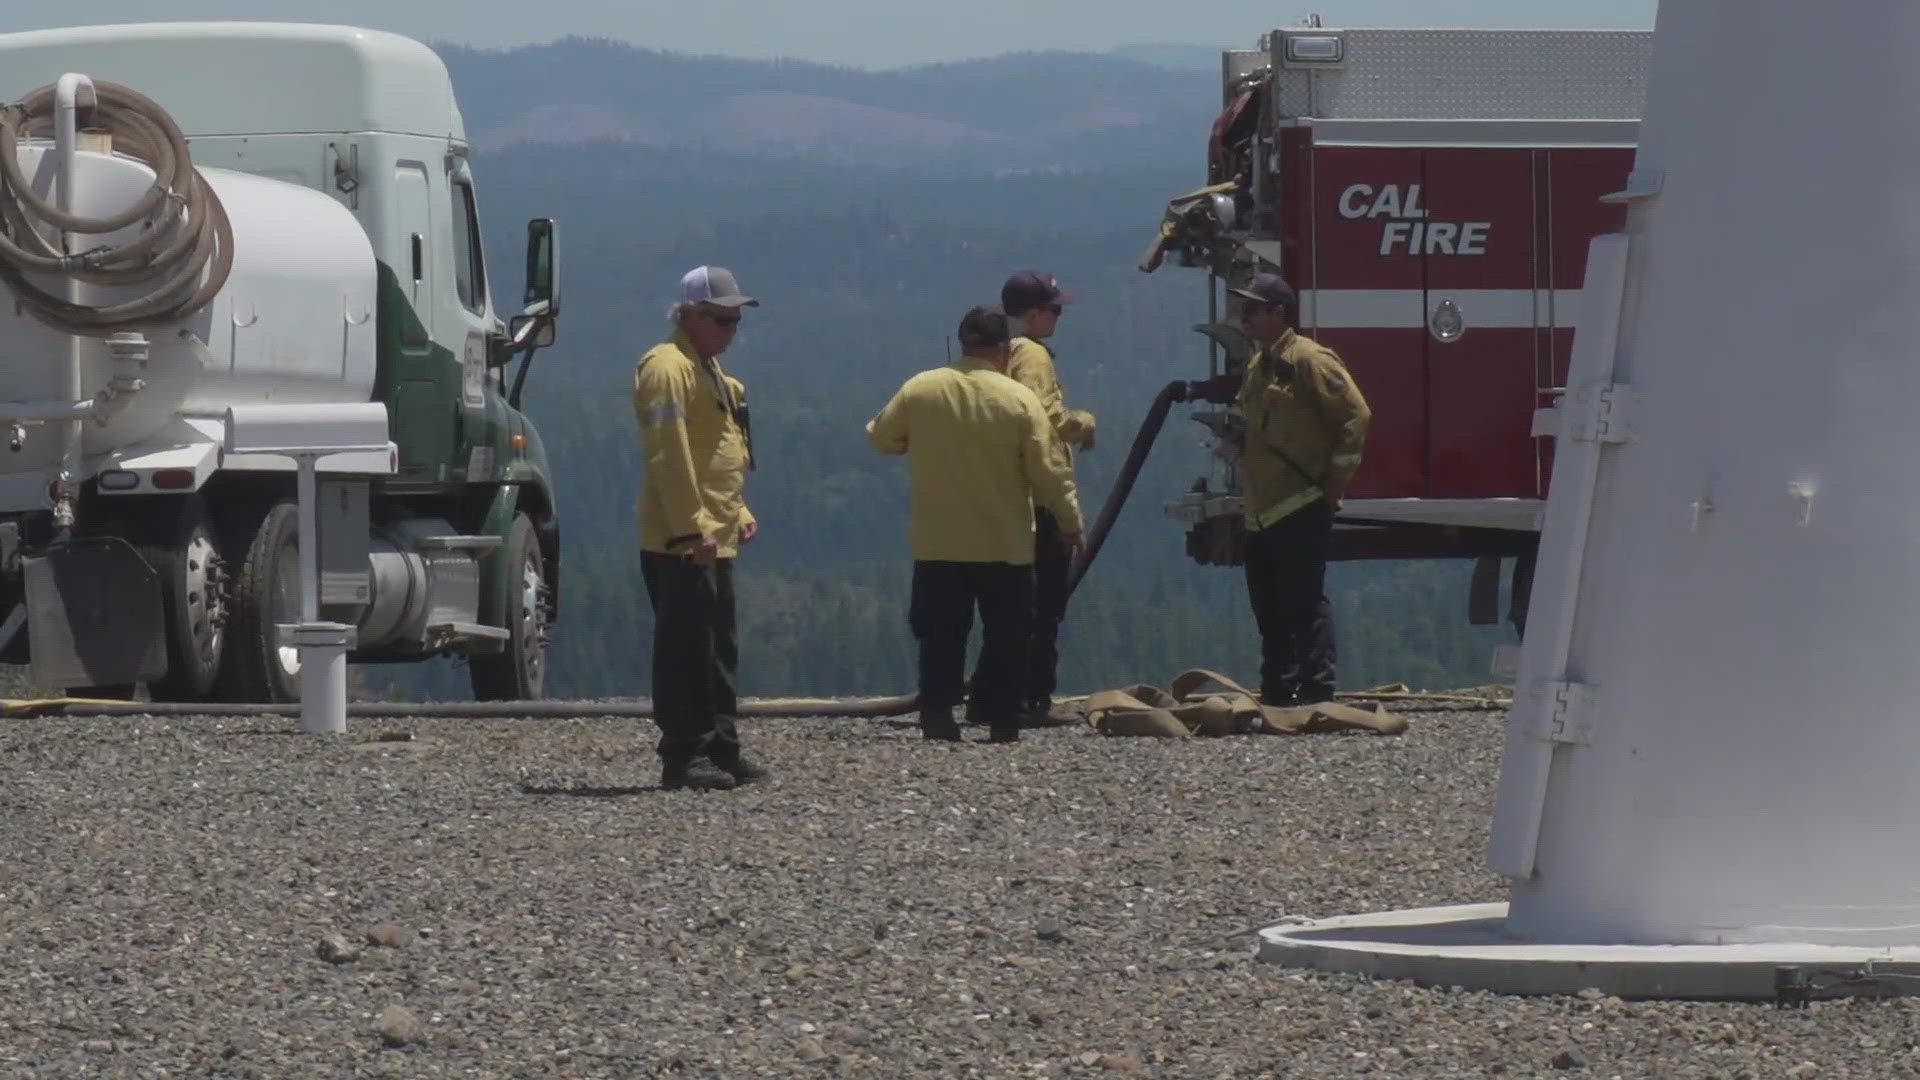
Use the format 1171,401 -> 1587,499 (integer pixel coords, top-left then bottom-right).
214,501 -> 303,704
470,513 -> 550,701
143,495 -> 229,702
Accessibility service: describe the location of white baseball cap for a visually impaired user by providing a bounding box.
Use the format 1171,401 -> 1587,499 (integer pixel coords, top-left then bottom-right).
678,265 -> 759,308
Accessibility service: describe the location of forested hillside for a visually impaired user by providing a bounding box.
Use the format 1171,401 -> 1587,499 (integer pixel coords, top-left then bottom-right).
360,39 -> 1519,700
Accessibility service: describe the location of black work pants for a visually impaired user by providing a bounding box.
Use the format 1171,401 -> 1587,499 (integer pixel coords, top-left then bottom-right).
970,509 -> 1071,710
641,552 -> 742,765
1244,498 -> 1337,706
1026,508 -> 1071,707
912,560 -> 1035,729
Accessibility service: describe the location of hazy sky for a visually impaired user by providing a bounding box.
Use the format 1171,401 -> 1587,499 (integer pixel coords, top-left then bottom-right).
0,1 -> 1659,69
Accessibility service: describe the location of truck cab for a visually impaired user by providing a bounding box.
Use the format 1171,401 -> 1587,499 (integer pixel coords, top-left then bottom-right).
0,23 -> 563,701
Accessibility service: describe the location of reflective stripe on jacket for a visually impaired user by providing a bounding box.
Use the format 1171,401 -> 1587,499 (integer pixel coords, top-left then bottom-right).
633,330 -> 755,557
1238,328 -> 1371,530
867,357 -> 1084,564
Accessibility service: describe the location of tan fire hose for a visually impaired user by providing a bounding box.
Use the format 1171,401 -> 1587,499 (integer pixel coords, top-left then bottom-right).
0,79 -> 233,333
1077,668 -> 1412,737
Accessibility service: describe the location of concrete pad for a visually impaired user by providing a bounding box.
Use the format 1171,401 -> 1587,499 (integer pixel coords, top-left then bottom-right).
1258,903 -> 1920,1001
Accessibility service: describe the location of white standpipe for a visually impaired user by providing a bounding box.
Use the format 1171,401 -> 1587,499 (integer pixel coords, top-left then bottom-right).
1489,0 -> 1920,947
285,453 -> 352,735
222,404 -> 392,736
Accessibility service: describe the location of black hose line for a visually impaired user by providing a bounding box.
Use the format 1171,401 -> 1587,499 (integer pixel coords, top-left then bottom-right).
23,380 -> 1209,720
1065,379 -> 1193,598
22,695 -> 922,720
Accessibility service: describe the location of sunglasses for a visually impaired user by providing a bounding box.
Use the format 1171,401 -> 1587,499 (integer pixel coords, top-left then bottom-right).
1045,303 -> 1063,316
705,311 -> 742,328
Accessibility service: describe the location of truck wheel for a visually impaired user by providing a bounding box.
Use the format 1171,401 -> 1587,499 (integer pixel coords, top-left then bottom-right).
143,495 -> 229,702
470,513 -> 549,701
216,501 -> 303,704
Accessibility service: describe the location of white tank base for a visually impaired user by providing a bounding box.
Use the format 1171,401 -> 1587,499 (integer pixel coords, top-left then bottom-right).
1257,904 -> 1920,1001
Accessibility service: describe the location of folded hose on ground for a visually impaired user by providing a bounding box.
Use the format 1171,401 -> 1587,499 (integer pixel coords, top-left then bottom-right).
0,79 -> 233,334
1082,668 -> 1409,737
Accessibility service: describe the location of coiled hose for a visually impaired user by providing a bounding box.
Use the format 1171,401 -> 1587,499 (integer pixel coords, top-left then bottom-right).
0,79 -> 233,334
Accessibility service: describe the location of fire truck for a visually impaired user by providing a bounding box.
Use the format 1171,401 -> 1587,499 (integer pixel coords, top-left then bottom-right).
1137,24 -> 1652,636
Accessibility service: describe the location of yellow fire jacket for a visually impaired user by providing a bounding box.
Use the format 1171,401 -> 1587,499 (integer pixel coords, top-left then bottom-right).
867,357 -> 1084,564
1238,328 -> 1371,530
1006,336 -> 1096,476
633,330 -> 756,557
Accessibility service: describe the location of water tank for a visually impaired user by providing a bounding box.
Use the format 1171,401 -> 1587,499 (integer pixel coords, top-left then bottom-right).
0,142 -> 376,473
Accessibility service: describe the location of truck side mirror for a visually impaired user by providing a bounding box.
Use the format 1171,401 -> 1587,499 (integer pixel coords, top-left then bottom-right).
523,217 -> 559,319
508,313 -> 556,350
503,218 -> 559,402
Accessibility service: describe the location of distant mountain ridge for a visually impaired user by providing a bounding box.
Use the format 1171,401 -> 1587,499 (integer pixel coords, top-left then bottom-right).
433,37 -> 1217,167
1107,43 -> 1224,71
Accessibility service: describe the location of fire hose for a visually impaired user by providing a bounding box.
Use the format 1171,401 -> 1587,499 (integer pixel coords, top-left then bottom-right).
3,695 -> 924,720
1066,378 -> 1201,597
21,384 -> 1189,719
4,687 -> 1497,720
7,367 -> 1492,720
14,379 -> 1205,718
0,79 -> 233,334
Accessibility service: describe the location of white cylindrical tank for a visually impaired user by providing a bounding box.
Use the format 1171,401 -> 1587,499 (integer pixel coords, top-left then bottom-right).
1492,0 -> 1920,947
0,142 -> 376,474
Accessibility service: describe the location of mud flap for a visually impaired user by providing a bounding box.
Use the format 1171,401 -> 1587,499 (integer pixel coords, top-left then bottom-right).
24,537 -> 168,690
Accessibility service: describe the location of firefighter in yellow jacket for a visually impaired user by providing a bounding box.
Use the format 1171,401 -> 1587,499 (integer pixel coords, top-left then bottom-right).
868,305 -> 1085,743
1227,273 -> 1371,707
985,270 -> 1096,727
633,265 -> 770,791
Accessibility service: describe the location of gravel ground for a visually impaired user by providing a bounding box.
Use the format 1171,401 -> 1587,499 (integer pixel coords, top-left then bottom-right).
3,705 -> 1917,1078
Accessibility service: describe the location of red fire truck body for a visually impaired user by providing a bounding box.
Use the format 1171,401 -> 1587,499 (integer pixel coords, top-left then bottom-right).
1152,26 -> 1653,628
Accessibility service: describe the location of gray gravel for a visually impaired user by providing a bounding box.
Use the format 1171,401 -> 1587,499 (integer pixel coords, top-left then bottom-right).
2,706 -> 1916,1077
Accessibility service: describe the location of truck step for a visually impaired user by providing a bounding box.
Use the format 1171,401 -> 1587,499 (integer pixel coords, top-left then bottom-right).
415,535 -> 504,553
426,621 -> 511,654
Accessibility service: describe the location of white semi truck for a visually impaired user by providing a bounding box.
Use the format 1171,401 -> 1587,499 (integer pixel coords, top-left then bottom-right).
0,23 -> 564,703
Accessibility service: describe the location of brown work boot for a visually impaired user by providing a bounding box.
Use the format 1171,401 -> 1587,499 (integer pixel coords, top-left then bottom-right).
986,724 -> 1020,744
661,756 -> 738,791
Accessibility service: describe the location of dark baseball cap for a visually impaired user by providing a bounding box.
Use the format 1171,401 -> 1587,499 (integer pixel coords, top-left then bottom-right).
1001,270 -> 1076,315
1227,272 -> 1296,309
957,304 -> 1011,351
